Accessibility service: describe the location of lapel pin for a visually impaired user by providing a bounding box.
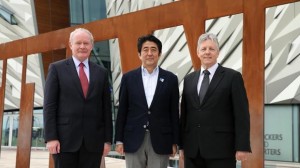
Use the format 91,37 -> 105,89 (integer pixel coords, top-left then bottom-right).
160,78 -> 164,82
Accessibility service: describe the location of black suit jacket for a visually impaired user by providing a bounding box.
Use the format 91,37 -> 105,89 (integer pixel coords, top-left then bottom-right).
43,57 -> 112,153
180,64 -> 251,159
115,67 -> 179,155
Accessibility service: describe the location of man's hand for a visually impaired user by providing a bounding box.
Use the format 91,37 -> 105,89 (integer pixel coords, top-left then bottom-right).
170,144 -> 177,157
46,140 -> 60,154
115,144 -> 124,155
179,150 -> 184,159
103,143 -> 111,157
235,151 -> 250,161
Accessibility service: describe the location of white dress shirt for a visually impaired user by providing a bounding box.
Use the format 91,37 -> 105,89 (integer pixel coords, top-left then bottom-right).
141,66 -> 159,107
197,63 -> 218,94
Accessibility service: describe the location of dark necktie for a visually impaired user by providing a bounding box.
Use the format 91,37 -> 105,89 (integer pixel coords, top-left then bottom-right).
79,63 -> 88,98
199,70 -> 210,103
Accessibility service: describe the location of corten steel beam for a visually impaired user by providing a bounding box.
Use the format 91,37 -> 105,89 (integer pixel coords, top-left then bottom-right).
1,0 -> 299,167
0,0 -> 244,73
243,0 -> 265,167
16,83 -> 35,168
34,0 -> 70,78
16,55 -> 35,168
0,59 -> 7,156
264,0 -> 299,7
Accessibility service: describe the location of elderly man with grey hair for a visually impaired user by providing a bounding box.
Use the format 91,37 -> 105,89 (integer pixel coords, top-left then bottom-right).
179,33 -> 251,168
44,28 -> 112,168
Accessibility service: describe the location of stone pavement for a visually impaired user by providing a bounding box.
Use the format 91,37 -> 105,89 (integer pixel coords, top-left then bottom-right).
0,148 -> 126,168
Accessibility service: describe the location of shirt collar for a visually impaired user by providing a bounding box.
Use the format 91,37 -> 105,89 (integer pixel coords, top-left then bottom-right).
200,63 -> 218,75
72,56 -> 89,68
141,66 -> 159,76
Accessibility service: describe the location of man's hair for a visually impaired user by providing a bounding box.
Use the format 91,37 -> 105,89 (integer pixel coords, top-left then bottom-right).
137,34 -> 162,54
69,28 -> 94,45
197,33 -> 219,51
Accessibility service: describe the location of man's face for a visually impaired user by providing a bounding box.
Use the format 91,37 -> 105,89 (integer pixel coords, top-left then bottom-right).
139,41 -> 160,69
197,39 -> 219,69
69,31 -> 93,62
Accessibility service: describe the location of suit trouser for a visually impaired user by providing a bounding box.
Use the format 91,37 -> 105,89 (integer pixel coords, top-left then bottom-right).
184,149 -> 236,168
125,131 -> 169,168
52,142 -> 102,168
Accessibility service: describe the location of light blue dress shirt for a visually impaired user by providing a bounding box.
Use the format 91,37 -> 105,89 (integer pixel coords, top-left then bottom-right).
72,56 -> 90,82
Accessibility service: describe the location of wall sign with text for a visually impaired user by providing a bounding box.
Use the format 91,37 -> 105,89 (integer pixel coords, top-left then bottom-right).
264,106 -> 295,161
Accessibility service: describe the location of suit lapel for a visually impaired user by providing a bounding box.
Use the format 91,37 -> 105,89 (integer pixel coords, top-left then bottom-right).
150,67 -> 165,108
191,70 -> 201,106
135,68 -> 148,107
65,58 -> 84,97
202,65 -> 224,104
86,61 -> 95,98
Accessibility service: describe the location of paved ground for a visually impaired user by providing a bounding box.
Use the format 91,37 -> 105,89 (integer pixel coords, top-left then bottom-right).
0,148 -> 125,168
1,148 -> 300,168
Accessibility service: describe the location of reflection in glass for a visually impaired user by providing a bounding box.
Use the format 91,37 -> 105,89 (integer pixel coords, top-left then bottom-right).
31,109 -> 45,148
11,114 -> 18,146
1,112 -> 19,147
1,115 -> 10,146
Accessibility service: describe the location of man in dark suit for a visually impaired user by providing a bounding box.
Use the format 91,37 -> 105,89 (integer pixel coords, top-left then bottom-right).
180,33 -> 251,168
43,28 -> 112,168
115,34 -> 179,168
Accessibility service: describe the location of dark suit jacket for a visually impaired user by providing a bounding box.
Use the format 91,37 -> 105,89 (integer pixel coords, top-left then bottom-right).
43,57 -> 112,153
180,64 -> 251,159
115,67 -> 179,155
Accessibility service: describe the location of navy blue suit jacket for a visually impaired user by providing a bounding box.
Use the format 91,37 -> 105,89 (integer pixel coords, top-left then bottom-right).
115,67 -> 179,154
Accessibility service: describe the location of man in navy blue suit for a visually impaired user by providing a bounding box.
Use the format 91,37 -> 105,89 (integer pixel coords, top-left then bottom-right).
115,34 -> 179,168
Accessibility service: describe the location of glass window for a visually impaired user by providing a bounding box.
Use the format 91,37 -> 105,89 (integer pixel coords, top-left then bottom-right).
11,113 -> 19,146
264,105 -> 299,162
1,115 -> 10,146
69,0 -> 107,26
0,5 -> 17,25
2,109 -> 46,148
32,109 -> 45,148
